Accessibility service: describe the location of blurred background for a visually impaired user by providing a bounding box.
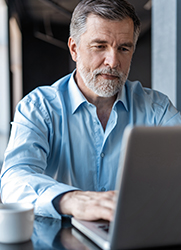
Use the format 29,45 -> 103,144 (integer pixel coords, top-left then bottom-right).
0,0 -> 181,167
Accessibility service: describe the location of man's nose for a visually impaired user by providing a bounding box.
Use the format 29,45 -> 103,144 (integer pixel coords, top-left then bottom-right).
104,49 -> 120,69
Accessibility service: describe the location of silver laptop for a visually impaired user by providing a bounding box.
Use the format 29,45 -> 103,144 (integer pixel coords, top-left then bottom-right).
72,126 -> 181,250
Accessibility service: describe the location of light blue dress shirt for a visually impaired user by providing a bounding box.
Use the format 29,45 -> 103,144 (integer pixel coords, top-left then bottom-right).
1,71 -> 181,219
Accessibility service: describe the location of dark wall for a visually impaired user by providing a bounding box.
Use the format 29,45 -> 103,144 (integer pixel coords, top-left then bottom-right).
129,28 -> 151,88
22,23 -> 71,96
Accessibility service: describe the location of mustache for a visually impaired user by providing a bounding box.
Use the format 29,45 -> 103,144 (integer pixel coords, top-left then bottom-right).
93,68 -> 121,78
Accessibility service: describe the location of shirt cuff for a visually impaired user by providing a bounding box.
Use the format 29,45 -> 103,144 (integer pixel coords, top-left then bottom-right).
35,183 -> 79,219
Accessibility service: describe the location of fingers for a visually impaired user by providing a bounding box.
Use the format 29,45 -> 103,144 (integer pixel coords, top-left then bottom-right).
59,190 -> 117,222
81,201 -> 114,222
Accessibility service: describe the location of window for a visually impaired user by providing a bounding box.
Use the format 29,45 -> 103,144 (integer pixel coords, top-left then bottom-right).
0,0 -> 10,167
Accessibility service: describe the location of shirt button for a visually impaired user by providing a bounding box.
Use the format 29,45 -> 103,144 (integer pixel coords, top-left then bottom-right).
101,187 -> 106,191
101,152 -> 105,158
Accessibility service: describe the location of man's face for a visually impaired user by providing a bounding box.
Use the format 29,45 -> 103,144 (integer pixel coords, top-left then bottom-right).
69,15 -> 135,98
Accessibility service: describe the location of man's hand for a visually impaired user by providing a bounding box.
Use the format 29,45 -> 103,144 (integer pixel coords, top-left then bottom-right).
59,190 -> 117,221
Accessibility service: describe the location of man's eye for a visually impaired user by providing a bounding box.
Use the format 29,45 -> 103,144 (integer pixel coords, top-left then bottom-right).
120,47 -> 129,52
96,45 -> 106,49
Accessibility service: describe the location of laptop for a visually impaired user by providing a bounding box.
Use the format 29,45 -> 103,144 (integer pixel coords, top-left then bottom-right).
71,126 -> 181,250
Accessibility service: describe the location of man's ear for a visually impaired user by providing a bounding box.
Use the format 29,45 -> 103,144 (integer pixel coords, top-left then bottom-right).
68,37 -> 78,62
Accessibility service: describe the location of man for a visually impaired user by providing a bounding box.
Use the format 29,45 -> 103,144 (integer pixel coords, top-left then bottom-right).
1,0 -> 181,221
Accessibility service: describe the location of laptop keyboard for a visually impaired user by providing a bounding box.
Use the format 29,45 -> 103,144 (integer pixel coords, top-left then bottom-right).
98,223 -> 110,233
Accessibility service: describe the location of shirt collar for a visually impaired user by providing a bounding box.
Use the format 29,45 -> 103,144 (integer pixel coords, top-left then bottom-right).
68,71 -> 87,114
68,71 -> 129,114
114,82 -> 129,111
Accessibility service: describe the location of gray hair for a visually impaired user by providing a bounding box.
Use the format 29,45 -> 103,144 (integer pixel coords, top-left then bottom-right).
70,0 -> 141,47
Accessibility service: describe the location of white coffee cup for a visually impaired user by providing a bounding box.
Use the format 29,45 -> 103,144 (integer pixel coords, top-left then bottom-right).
0,203 -> 34,244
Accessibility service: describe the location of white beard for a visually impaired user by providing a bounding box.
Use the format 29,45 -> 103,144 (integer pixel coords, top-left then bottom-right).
77,54 -> 129,98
